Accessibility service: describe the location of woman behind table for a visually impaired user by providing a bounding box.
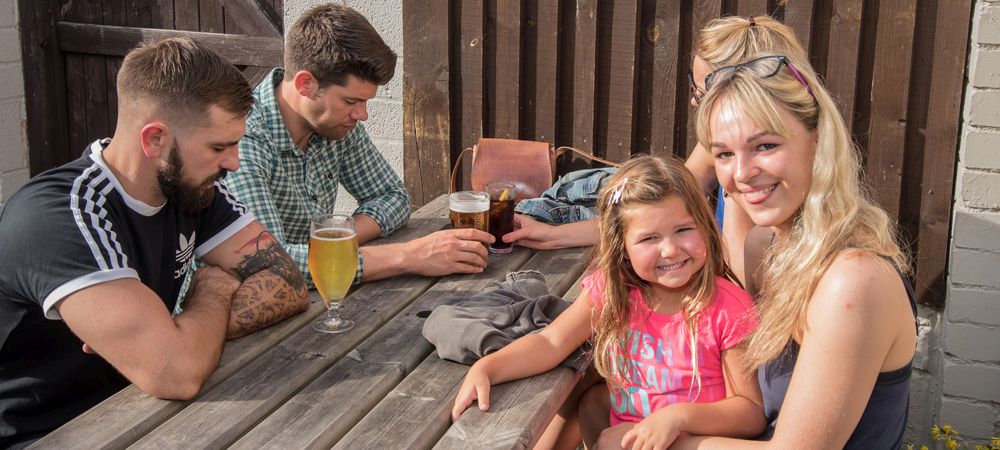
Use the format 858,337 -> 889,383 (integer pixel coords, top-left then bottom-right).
506,16 -> 805,287
670,49 -> 918,449
451,157 -> 766,449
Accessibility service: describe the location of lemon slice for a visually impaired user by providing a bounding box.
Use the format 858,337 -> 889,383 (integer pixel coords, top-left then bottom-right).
499,188 -> 510,201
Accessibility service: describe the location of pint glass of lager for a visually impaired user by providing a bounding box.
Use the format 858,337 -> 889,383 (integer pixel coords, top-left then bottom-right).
448,191 -> 490,233
308,214 -> 358,333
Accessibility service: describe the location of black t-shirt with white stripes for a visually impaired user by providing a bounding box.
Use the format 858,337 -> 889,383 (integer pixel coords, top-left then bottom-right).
0,139 -> 253,446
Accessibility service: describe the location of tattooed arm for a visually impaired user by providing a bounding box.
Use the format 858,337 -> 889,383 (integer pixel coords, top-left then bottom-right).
201,221 -> 310,339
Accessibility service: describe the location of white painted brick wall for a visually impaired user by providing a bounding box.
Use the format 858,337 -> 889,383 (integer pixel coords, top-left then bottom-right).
943,0 -> 1000,442
0,0 -> 28,206
285,1 -> 404,216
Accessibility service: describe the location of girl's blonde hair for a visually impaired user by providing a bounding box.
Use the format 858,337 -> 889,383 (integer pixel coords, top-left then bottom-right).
696,15 -> 807,69
694,50 -> 908,369
591,156 -> 738,394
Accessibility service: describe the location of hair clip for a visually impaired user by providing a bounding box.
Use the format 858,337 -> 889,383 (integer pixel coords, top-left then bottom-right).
748,16 -> 756,27
609,177 -> 628,205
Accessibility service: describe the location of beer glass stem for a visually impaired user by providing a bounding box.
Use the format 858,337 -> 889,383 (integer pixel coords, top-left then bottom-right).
313,297 -> 355,333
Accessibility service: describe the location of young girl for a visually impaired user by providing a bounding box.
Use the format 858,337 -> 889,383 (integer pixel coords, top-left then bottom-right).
451,156 -> 766,449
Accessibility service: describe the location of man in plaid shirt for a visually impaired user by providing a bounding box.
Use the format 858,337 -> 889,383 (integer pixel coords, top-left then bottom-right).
225,4 -> 492,287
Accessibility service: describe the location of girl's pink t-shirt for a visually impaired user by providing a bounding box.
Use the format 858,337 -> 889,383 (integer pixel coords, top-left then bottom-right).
583,272 -> 758,425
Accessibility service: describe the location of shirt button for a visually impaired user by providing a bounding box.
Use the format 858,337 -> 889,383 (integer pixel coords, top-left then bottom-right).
311,195 -> 318,201
327,173 -> 333,180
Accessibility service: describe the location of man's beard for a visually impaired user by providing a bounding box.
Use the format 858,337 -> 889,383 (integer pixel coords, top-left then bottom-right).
157,143 -> 227,214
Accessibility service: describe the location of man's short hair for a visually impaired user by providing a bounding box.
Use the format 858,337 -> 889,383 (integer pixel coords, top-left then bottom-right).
117,37 -> 253,127
284,4 -> 397,88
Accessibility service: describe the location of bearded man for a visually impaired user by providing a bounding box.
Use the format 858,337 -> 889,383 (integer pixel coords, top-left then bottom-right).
0,38 -> 309,448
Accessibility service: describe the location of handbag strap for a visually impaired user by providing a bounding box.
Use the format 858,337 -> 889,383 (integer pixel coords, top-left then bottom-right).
449,144 -> 621,193
554,146 -> 620,168
450,147 -> 474,193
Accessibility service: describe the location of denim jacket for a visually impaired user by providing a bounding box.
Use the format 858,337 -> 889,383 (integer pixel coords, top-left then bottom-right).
514,168 -> 618,224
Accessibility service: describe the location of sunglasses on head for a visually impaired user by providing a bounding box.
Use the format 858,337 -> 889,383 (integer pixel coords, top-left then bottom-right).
688,70 -> 707,105
696,55 -> 816,105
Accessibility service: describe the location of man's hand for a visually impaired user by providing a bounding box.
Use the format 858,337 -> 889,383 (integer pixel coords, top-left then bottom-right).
402,229 -> 493,276
189,266 -> 241,301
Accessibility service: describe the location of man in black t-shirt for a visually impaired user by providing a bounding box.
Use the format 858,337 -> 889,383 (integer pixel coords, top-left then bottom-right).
0,38 -> 310,448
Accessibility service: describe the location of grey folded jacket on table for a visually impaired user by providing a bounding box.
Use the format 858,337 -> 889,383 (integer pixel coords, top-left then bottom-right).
421,270 -> 588,371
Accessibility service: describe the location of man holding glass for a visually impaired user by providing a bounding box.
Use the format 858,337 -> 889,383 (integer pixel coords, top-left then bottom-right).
0,38 -> 309,448
224,4 -> 493,289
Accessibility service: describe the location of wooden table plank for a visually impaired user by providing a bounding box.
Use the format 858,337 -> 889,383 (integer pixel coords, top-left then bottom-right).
228,248 -> 536,449
335,247 -> 592,449
33,197 -> 450,449
436,269 -> 593,449
435,367 -> 583,450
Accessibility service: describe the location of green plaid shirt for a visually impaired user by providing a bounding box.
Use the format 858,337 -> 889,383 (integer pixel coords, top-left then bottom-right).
226,68 -> 411,286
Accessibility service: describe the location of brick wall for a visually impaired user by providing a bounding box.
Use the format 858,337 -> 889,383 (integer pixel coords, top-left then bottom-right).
0,0 -> 28,207
285,0 -> 404,215
942,0 -> 1000,442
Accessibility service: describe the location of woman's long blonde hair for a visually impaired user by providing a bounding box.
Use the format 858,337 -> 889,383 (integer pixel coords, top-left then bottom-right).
694,51 -> 908,369
696,15 -> 807,69
591,156 -> 738,393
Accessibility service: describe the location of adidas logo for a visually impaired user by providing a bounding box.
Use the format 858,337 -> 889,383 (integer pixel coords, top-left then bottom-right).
174,232 -> 196,278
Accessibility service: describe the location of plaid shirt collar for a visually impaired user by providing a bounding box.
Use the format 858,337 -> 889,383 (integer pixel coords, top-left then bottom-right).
253,68 -> 306,154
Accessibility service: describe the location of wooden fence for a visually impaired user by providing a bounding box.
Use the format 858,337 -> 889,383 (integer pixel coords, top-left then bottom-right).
19,0 -> 284,175
402,0 -> 974,307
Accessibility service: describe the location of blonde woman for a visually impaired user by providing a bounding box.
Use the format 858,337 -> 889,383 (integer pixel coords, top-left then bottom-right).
670,49 -> 917,449
507,16 -> 805,286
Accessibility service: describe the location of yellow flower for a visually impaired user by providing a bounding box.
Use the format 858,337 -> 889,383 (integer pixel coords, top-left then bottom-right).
920,445 -> 929,450
947,438 -> 958,450
933,426 -> 943,440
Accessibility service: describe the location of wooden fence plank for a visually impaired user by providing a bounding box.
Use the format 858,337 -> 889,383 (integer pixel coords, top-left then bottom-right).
647,0 -> 682,158
737,0 -> 768,18
20,0 -> 69,175
151,0 -> 174,29
102,1 -> 128,133
782,0 -> 814,52
913,0 -> 973,307
333,247 -> 591,449
597,0 -> 637,161
525,0 -> 559,144
174,0 -> 199,31
453,0 -> 483,191
224,0 -> 282,37
31,198 -> 451,449
864,0 -> 917,220
684,0 -> 723,154
403,0 -> 451,207
199,0 -> 224,32
127,0 -> 152,28
55,22 -> 284,67
492,0 -> 521,139
572,0 -> 598,153
823,0 -> 862,115
230,247 -> 537,449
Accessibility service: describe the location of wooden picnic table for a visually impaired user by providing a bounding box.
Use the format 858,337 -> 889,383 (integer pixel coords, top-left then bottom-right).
32,194 -> 594,450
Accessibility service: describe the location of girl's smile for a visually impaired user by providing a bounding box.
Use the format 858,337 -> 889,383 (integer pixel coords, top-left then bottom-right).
623,196 -> 708,303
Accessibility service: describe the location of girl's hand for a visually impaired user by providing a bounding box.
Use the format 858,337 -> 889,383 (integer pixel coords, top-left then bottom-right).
503,214 -> 557,249
620,408 -> 684,450
451,364 -> 492,421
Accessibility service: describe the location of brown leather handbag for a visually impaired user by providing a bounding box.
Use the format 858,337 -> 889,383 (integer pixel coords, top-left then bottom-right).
449,138 -> 618,202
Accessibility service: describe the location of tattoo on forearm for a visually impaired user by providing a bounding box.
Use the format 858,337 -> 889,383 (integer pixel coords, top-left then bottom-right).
235,231 -> 308,293
227,231 -> 309,337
